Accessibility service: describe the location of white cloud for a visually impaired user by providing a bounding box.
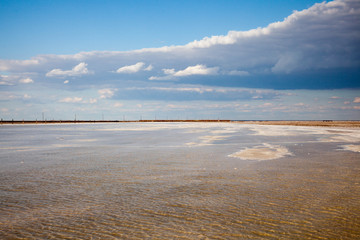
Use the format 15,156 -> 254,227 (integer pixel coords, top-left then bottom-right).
0,75 -> 13,85
149,75 -> 174,81
89,98 -> 97,104
98,88 -> 117,99
23,94 -> 31,99
150,64 -> 219,80
294,102 -> 305,106
144,64 -> 153,71
19,78 -> 34,84
116,62 -> 152,73
114,102 -> 124,108
59,97 -> 83,103
46,62 -> 92,77
1,0 -> 358,81
354,97 -> 360,103
174,64 -> 219,76
0,0 -> 359,122
0,59 -> 40,71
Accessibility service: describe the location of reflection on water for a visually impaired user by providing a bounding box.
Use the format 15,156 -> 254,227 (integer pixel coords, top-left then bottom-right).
0,123 -> 359,239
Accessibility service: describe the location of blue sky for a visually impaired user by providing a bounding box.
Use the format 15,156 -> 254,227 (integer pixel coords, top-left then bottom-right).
1,0 -> 320,59
0,0 -> 359,120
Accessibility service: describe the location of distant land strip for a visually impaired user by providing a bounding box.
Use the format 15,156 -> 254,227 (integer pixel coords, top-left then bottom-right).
0,119 -> 231,124
1,120 -> 360,127
240,120 -> 360,127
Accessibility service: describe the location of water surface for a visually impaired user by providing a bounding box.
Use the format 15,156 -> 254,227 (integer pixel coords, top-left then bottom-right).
1,123 -> 359,239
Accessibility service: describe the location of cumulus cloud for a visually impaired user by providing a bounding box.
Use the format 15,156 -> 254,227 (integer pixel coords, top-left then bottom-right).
23,94 -> 31,99
2,0 -> 359,82
144,64 -> 153,71
0,75 -> 14,85
294,102 -> 305,106
174,64 -> 219,76
81,98 -> 98,104
0,59 -> 40,72
0,0 -> 358,89
0,0 -> 359,122
46,62 -> 92,77
116,62 -> 152,73
19,78 -> 34,84
98,88 -> 117,99
114,102 -> 124,108
59,97 -> 83,103
150,64 -> 219,80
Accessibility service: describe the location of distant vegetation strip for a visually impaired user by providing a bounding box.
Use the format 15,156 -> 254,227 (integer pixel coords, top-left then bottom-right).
1,120 -> 359,127
0,120 -> 231,124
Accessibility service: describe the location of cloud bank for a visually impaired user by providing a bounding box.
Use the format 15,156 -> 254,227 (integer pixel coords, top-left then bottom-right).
0,0 -> 358,87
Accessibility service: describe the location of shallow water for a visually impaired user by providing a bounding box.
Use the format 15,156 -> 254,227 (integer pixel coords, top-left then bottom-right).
0,122 -> 359,239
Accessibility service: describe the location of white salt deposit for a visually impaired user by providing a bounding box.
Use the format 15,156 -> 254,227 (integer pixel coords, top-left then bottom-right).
340,144 -> 360,153
228,143 -> 293,160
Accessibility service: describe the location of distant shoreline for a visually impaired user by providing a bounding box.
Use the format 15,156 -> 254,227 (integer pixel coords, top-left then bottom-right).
1,120 -> 360,127
0,119 -> 231,125
238,120 -> 360,128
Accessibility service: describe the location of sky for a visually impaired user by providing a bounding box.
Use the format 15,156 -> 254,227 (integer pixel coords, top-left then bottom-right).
0,0 -> 359,120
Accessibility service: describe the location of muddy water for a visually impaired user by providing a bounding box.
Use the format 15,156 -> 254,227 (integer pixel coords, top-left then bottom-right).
0,123 -> 359,239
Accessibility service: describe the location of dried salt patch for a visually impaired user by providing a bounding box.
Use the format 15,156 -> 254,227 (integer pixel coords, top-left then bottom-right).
340,144 -> 360,153
210,129 -> 237,134
319,135 -> 360,143
249,125 -> 304,136
187,135 -> 228,146
228,143 -> 293,160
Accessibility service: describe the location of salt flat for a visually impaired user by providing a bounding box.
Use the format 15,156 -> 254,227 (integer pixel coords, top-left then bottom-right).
0,122 -> 359,239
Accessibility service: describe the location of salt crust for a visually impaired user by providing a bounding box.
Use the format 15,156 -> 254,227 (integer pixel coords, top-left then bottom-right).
228,143 -> 293,160
341,144 -> 360,153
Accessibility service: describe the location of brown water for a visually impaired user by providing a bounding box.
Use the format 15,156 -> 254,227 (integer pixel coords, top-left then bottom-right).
0,123 -> 359,239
